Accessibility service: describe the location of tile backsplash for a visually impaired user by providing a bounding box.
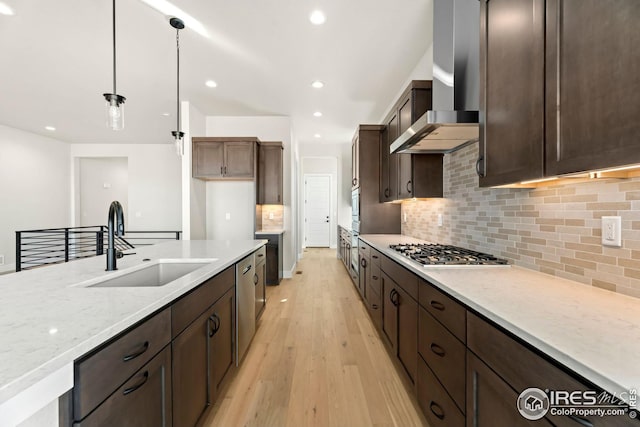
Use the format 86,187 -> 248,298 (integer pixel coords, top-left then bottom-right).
258,204 -> 284,230
402,142 -> 640,299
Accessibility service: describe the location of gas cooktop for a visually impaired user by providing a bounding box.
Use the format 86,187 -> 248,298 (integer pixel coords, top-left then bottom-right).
389,243 -> 509,266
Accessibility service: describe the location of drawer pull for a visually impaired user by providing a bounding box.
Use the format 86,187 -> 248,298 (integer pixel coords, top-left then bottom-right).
122,341 -> 149,362
122,371 -> 149,395
372,255 -> 378,259
257,253 -> 264,257
209,314 -> 220,338
253,273 -> 259,285
372,304 -> 378,310
390,289 -> 400,307
430,343 -> 446,357
242,265 -> 252,275
360,258 -> 367,268
430,300 -> 446,311
429,401 -> 445,420
372,275 -> 379,280
568,415 -> 594,427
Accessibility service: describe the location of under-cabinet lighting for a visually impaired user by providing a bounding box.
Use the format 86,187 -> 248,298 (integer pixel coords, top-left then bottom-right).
519,177 -> 557,185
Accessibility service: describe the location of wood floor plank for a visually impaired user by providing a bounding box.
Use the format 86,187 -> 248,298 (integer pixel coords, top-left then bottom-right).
203,248 -> 428,427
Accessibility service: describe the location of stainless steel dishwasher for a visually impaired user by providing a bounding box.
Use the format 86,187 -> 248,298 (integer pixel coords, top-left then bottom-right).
236,253 -> 256,364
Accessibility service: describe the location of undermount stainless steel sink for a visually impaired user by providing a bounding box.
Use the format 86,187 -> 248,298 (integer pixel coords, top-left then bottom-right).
87,259 -> 218,288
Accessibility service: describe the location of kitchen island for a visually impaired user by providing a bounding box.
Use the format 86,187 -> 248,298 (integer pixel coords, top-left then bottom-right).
0,239 -> 265,427
359,234 -> 640,425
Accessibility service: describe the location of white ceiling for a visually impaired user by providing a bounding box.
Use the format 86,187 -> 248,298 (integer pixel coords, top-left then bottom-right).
0,0 -> 432,145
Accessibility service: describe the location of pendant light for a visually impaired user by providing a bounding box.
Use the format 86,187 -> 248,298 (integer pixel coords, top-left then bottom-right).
103,0 -> 125,131
170,17 -> 185,156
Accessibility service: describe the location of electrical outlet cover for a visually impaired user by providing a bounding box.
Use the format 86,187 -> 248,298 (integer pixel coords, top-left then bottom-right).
601,216 -> 622,247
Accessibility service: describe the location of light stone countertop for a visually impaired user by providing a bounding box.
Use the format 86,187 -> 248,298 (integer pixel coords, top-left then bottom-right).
0,239 -> 265,424
255,229 -> 284,235
359,234 -> 640,402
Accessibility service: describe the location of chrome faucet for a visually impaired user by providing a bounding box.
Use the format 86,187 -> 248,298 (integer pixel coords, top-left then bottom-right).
106,201 -> 125,271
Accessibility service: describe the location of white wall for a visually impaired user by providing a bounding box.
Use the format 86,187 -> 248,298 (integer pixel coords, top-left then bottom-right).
77,157 -> 128,226
70,144 -> 181,231
182,101 -> 207,240
206,116 -> 296,276
0,126 -> 71,272
206,181 -> 255,240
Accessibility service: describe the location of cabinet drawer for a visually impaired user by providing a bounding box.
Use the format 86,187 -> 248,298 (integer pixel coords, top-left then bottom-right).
381,256 -> 419,300
419,307 -> 465,412
358,240 -> 370,258
417,356 -> 464,427
467,313 -> 635,427
74,308 -> 171,421
172,265 -> 235,338
370,248 -> 383,267
74,346 -> 172,427
369,263 -> 382,295
255,245 -> 266,265
419,280 -> 466,343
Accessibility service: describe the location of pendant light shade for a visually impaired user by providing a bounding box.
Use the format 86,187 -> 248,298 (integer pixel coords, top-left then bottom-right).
103,0 -> 125,131
170,17 -> 185,156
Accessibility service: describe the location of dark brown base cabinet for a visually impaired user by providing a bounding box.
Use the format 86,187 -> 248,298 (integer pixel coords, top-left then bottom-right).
71,249 -> 266,427
357,242 -> 638,427
255,245 -> 266,320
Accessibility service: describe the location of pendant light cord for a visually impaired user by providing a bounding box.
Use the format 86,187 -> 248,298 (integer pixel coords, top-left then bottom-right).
112,0 -> 117,95
176,27 -> 180,134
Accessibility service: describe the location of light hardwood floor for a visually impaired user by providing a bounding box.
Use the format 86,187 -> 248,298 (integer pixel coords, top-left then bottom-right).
202,248 -> 429,427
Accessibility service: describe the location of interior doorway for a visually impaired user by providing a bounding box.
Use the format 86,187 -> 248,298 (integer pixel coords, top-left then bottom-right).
304,174 -> 331,247
77,157 -> 128,226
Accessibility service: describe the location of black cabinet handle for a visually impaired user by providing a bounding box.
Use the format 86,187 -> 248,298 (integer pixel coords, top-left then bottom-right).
220,165 -> 224,175
122,341 -> 149,362
360,258 -> 367,268
372,304 -> 378,310
384,188 -> 390,198
430,300 -> 446,311
406,180 -> 412,194
257,253 -> 264,257
429,401 -> 445,420
390,289 -> 399,307
277,194 -> 280,203
372,255 -> 378,259
430,343 -> 446,357
123,371 -> 149,395
352,178 -> 357,186
242,264 -> 252,275
476,156 -> 485,177
568,416 -> 594,427
253,273 -> 259,285
209,314 -> 220,338
372,275 -> 379,280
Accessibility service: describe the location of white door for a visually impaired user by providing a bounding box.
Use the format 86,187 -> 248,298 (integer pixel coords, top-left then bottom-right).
304,175 -> 331,247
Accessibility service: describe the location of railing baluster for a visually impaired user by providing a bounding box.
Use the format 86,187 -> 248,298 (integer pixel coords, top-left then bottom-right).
15,231 -> 22,272
64,229 -> 70,262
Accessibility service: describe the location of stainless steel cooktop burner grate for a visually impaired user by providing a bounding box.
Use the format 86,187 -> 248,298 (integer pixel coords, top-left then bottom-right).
389,244 -> 508,265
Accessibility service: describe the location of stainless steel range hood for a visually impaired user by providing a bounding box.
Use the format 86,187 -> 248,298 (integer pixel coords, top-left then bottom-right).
391,0 -> 479,154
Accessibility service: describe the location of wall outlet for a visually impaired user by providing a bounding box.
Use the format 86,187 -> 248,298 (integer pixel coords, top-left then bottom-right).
601,216 -> 622,247
0,255 -> 4,266
437,213 -> 443,227
269,212 -> 274,220
135,211 -> 142,218
225,212 -> 231,220
403,212 -> 407,223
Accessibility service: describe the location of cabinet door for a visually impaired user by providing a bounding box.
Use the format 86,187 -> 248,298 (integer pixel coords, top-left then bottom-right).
397,154 -> 413,199
172,310 -> 210,427
466,351 -> 552,427
258,144 -> 283,204
358,254 -> 367,299
380,114 -> 399,202
352,135 -> 360,189
209,287 -> 236,401
224,141 -> 255,178
478,0 -> 545,187
265,243 -> 278,285
545,0 -> 640,176
381,272 -> 398,352
193,141 -> 225,179
75,347 -> 172,427
396,286 -> 418,384
255,260 -> 266,320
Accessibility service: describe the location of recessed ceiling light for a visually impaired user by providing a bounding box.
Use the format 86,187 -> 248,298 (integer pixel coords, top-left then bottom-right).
45,126 -> 56,131
311,80 -> 324,89
0,2 -> 14,15
314,133 -> 321,138
205,80 -> 217,88
313,111 -> 323,117
161,112 -> 171,116
309,10 -> 326,25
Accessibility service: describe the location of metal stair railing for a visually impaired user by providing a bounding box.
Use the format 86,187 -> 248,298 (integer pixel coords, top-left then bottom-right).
15,226 -> 181,272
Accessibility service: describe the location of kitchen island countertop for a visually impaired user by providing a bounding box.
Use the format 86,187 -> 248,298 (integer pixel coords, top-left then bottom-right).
360,234 -> 640,403
0,239 -> 265,425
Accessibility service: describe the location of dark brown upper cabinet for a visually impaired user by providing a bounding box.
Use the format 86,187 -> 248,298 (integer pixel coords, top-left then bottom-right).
545,0 -> 640,176
479,0 -> 640,187
380,81 -> 441,201
397,154 -> 444,199
352,134 -> 360,190
192,137 -> 258,180
478,0 -> 545,187
257,141 -> 283,204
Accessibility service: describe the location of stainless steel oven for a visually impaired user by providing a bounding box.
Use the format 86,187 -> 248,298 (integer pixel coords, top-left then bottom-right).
351,189 -> 360,222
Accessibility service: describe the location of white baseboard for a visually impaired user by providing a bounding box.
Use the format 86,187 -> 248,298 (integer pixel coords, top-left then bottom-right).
283,261 -> 297,279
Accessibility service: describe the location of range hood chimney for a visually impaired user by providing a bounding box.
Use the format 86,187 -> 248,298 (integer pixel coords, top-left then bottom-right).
390,0 -> 479,154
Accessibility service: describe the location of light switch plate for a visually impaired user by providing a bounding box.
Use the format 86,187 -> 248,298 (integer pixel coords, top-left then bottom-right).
601,216 -> 622,247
